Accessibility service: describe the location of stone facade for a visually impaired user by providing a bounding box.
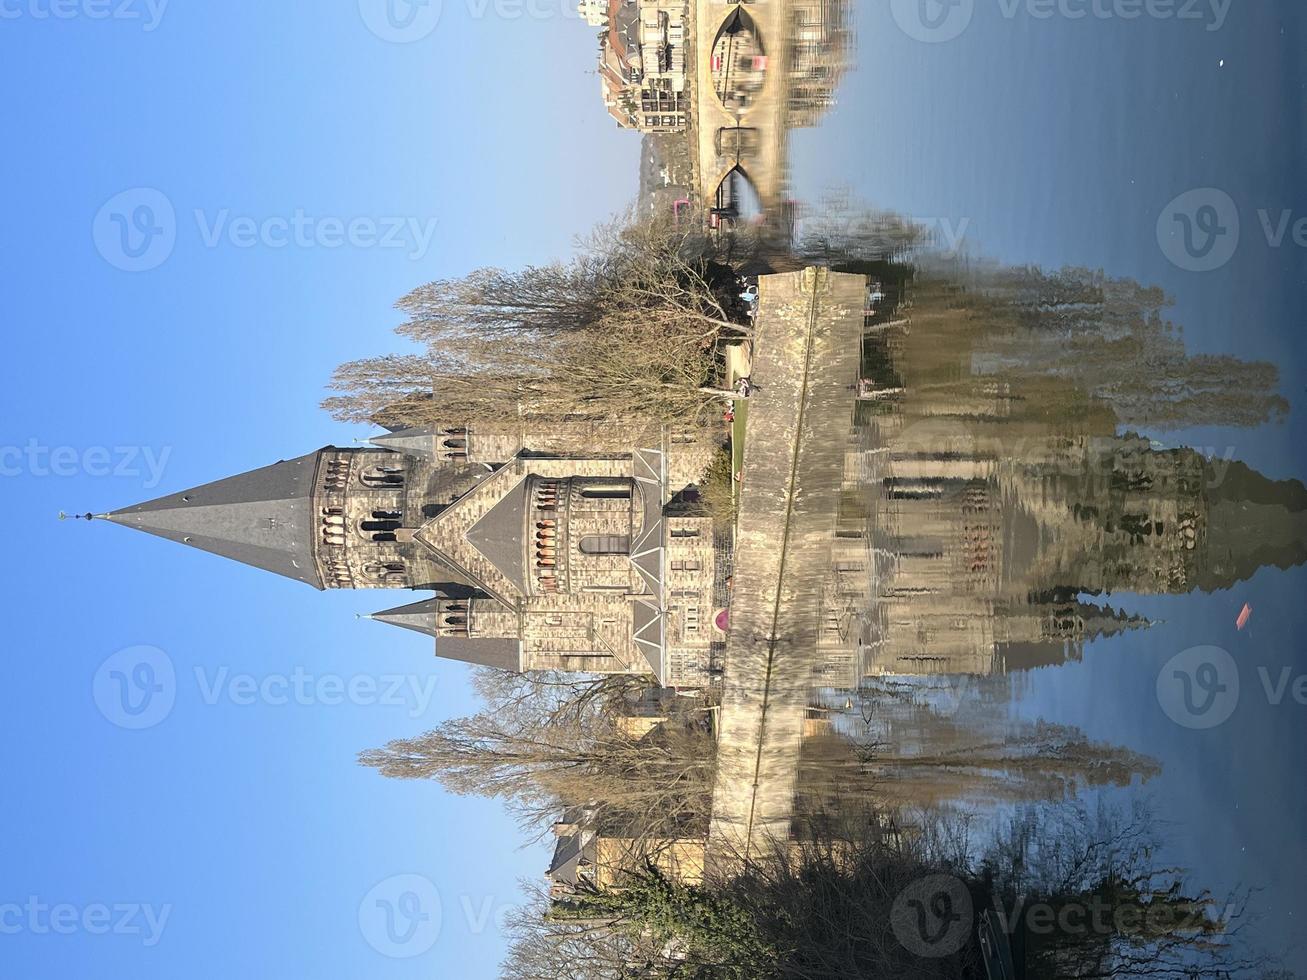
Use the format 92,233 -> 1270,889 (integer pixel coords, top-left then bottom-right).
105,417 -> 725,689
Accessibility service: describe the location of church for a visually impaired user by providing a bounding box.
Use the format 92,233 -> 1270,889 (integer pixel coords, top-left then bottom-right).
85,421 -> 726,689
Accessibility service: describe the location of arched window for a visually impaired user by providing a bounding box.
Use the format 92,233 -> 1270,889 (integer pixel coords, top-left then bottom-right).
360,464 -> 405,488
580,486 -> 631,500
578,535 -> 631,556
364,562 -> 406,583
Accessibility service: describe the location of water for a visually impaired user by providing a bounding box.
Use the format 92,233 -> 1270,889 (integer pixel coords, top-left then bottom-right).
772,2 -> 1307,966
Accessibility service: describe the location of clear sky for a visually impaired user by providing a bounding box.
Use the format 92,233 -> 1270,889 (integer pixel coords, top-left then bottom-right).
1,3 -> 638,978
4,1 -> 1306,977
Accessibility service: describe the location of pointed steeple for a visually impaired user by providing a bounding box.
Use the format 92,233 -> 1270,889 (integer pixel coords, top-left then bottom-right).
368,598 -> 444,637
102,449 -> 327,589
368,428 -> 441,460
368,598 -> 522,671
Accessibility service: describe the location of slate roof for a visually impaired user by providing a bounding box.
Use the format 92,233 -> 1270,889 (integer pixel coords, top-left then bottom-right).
368,427 -> 441,460
465,478 -> 530,597
547,831 -> 589,886
106,449 -> 326,589
369,597 -> 523,671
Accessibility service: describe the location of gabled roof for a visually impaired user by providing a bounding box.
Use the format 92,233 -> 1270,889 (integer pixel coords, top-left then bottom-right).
105,449 -> 325,589
465,477 -> 530,596
415,461 -> 532,604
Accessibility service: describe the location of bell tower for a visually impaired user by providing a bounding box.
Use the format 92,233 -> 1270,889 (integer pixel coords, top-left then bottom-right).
85,445 -> 460,592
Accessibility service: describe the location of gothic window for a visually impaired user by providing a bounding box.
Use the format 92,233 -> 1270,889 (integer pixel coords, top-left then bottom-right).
372,510 -> 403,521
578,535 -> 631,556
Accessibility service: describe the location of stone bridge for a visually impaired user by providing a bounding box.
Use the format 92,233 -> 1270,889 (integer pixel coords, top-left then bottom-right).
691,0 -> 796,226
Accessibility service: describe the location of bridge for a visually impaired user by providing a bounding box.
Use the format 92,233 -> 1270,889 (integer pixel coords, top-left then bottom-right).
690,0 -> 797,227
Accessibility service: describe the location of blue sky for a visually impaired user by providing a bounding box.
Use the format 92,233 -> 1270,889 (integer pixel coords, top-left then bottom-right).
4,1 -> 1306,977
1,3 -> 637,978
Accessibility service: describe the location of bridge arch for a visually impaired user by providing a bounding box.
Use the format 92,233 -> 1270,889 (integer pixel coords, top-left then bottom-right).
710,7 -> 768,115
710,165 -> 764,226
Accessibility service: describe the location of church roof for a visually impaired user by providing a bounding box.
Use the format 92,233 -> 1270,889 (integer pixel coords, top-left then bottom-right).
415,461 -> 533,603
369,598 -> 523,671
105,449 -> 325,589
465,477 -> 530,596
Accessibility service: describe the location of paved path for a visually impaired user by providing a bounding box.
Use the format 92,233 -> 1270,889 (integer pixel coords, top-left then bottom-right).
707,268 -> 865,867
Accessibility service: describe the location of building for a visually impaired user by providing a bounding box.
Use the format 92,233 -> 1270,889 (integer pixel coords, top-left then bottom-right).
546,808 -> 706,897
88,420 -> 725,688
593,0 -> 689,133
577,0 -> 608,27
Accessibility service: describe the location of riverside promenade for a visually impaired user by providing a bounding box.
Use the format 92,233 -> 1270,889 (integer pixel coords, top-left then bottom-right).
707,267 -> 865,867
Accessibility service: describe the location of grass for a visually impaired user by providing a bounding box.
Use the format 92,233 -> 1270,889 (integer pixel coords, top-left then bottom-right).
730,398 -> 749,503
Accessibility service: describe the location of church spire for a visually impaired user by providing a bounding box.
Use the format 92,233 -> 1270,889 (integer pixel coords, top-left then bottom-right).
367,597 -> 523,671
97,449 -> 328,589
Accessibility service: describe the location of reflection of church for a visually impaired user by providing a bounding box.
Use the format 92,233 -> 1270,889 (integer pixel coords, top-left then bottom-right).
805,270 -> 1307,685
94,422 -> 724,687
817,405 -> 1307,683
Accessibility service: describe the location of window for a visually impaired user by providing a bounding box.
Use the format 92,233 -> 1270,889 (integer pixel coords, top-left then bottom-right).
364,562 -> 406,583
360,464 -> 404,489
578,535 -> 631,556
670,526 -> 700,539
581,486 -> 631,500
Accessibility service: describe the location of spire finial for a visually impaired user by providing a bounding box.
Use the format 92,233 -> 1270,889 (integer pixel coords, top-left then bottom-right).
59,512 -> 99,522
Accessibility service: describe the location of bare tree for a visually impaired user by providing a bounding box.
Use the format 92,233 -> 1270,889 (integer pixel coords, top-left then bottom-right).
359,675 -> 716,842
